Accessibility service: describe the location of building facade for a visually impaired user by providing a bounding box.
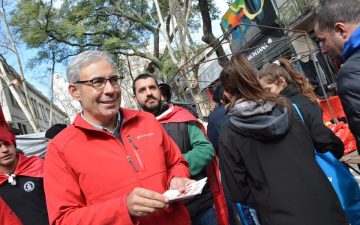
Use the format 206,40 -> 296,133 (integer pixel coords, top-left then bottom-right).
275,0 -> 338,96
200,0 -> 338,111
0,58 -> 68,134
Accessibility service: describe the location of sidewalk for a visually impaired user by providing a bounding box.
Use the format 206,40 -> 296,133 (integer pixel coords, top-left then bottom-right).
340,151 -> 360,186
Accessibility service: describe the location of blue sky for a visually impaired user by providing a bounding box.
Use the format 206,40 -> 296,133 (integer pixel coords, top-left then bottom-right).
2,0 -> 229,98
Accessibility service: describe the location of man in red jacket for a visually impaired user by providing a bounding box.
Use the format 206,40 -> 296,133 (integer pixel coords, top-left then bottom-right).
0,126 -> 49,225
44,50 -> 191,225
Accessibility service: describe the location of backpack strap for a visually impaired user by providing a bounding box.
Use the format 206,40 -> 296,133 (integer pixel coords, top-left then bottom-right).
292,103 -> 304,123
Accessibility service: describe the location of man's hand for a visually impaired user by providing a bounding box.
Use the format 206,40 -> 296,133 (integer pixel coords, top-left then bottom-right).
127,188 -> 169,217
169,177 -> 193,192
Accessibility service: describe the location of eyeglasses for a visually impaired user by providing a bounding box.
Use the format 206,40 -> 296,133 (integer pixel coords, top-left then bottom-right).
75,75 -> 124,89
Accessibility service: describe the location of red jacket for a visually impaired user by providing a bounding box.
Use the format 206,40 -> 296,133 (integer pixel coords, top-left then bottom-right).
157,104 -> 229,225
44,108 -> 190,225
0,197 -> 22,225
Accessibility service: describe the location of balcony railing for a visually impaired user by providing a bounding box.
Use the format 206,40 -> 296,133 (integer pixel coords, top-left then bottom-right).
277,0 -> 315,27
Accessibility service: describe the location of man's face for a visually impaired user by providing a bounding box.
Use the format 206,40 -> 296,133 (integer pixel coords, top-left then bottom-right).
0,140 -> 17,171
134,78 -> 161,114
69,59 -> 121,126
315,24 -> 345,63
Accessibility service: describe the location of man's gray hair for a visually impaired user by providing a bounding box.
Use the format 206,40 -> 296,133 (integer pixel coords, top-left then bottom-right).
66,50 -> 117,83
315,0 -> 360,31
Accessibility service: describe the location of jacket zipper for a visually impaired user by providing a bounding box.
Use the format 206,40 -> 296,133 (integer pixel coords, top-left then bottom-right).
127,135 -> 145,171
115,132 -> 139,173
127,156 -> 139,172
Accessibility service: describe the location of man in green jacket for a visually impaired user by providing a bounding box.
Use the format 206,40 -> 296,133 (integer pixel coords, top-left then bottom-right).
133,74 -> 229,225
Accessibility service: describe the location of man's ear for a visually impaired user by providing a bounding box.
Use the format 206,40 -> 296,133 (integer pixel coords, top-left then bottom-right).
68,84 -> 81,101
334,22 -> 347,39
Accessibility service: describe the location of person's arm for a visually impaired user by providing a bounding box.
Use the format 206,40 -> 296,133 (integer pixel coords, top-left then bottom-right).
44,143 -> 135,225
302,103 -> 344,159
218,133 -> 250,203
207,114 -> 219,149
183,122 -> 214,176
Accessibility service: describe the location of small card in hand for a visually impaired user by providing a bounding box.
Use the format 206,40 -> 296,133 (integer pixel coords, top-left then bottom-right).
163,178 -> 207,202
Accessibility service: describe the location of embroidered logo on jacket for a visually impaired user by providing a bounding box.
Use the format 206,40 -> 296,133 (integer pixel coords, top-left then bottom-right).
24,181 -> 35,192
136,133 -> 154,140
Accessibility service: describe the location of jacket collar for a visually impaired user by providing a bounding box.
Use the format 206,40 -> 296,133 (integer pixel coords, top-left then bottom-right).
73,107 -> 139,132
343,25 -> 360,61
156,103 -> 195,123
156,103 -> 206,134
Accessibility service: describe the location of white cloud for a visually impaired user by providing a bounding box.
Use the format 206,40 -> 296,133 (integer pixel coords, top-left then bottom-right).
37,0 -> 63,9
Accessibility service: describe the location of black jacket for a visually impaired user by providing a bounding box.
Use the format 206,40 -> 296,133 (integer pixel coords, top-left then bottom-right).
207,104 -> 229,151
156,103 -> 213,217
281,85 -> 344,158
219,99 -> 348,225
338,48 -> 360,147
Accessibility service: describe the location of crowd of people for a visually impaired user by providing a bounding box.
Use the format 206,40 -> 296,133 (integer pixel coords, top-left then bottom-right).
1,0 -> 360,224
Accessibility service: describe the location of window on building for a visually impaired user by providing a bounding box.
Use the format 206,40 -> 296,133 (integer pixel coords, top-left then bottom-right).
9,92 -> 19,107
22,124 -> 28,134
46,108 -> 50,121
17,122 -> 28,135
40,104 -> 47,122
31,98 -> 40,118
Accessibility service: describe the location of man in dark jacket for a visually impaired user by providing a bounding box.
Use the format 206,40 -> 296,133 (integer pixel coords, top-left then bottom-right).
133,74 -> 229,225
0,126 -> 49,225
207,85 -> 229,152
315,0 -> 360,158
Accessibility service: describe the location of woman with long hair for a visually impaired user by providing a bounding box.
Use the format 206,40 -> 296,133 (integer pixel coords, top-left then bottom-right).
258,58 -> 344,159
218,54 -> 348,225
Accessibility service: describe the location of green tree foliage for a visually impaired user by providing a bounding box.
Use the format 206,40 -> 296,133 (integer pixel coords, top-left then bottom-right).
11,0 -> 219,72
11,0 -> 161,67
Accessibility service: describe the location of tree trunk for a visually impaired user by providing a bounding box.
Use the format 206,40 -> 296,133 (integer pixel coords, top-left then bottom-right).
198,0 -> 229,67
154,27 -> 160,59
126,56 -> 134,82
153,0 -> 178,65
48,50 -> 56,128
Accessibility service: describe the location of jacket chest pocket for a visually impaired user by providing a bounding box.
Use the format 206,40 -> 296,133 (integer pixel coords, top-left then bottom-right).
125,134 -> 167,175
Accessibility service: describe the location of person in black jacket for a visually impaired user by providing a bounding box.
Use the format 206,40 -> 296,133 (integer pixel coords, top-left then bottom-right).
315,0 -> 360,163
258,58 -> 344,159
0,126 -> 49,225
207,85 -> 229,152
218,54 -> 348,225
